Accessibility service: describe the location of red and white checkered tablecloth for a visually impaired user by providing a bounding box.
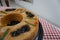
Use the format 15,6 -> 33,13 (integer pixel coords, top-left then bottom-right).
39,18 -> 60,40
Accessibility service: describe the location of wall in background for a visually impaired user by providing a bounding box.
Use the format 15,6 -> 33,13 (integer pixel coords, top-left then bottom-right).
15,0 -> 60,28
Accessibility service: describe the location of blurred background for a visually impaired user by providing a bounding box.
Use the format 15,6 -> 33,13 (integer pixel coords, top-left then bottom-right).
0,0 -> 60,28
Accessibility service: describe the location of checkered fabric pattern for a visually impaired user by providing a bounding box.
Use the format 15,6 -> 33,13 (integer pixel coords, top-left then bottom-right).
40,18 -> 60,40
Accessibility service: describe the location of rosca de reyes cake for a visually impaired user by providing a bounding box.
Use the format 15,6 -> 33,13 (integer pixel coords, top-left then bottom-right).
0,8 -> 39,40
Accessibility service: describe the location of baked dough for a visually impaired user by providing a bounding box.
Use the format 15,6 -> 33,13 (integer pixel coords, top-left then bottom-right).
0,8 -> 38,40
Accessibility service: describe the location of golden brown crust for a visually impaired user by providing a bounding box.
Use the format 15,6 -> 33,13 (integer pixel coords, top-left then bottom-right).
0,8 -> 38,40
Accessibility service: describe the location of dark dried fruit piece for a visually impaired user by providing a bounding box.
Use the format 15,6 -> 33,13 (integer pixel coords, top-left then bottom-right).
20,25 -> 30,32
11,25 -> 30,37
7,21 -> 20,26
11,31 -> 20,37
5,9 -> 16,11
26,11 -> 34,18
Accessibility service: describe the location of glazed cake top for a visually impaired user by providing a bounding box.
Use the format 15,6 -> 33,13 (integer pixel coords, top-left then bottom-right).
0,8 -> 38,40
